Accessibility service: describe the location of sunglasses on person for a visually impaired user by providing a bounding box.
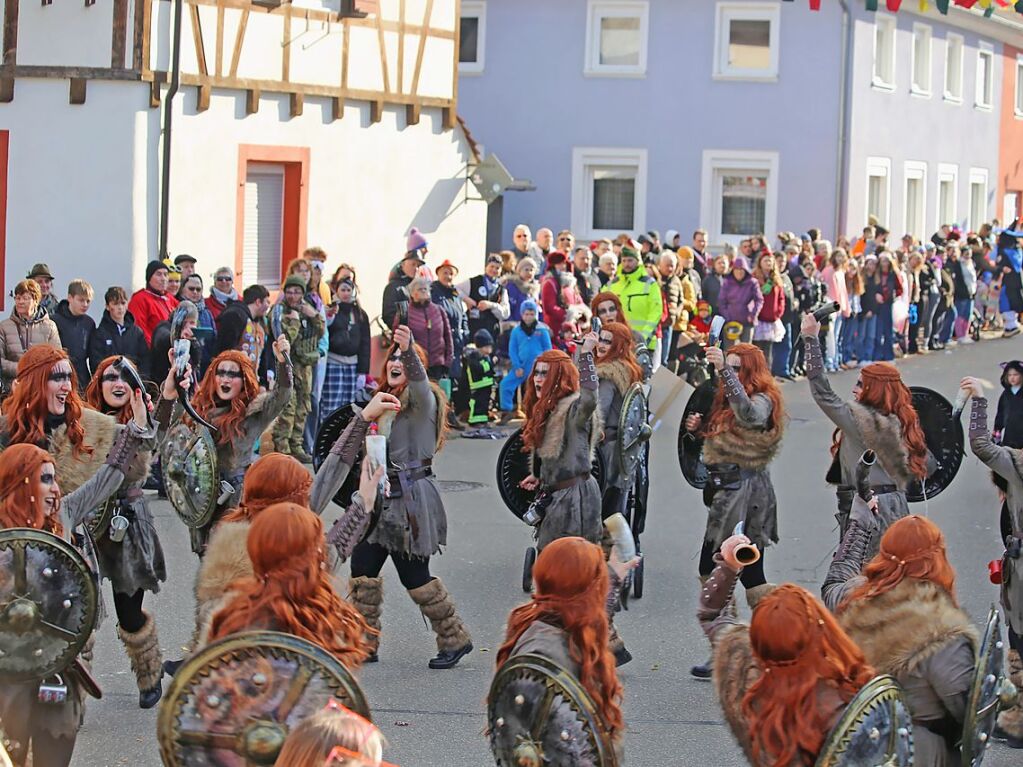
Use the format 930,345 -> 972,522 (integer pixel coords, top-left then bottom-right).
215,275 -> 233,283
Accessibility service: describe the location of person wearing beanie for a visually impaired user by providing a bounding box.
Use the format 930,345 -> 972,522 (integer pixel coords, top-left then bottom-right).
128,259 -> 179,345
406,226 -> 428,259
272,273 -> 326,462
607,246 -> 663,357
457,254 -> 509,346
405,276 -> 453,381
500,298 -> 551,422
540,252 -> 584,351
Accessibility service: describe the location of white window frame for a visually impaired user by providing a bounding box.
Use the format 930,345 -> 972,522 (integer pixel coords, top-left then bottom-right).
1015,53 -> 1023,118
872,12 -> 896,92
712,2 -> 781,82
699,149 -> 779,248
968,167 -> 989,231
944,33 -> 963,104
903,161 -> 927,242
910,23 -> 932,97
975,43 -> 994,111
571,147 -> 648,239
865,156 -> 892,230
936,163 -> 958,231
458,1 -> 486,75
583,1 -> 649,78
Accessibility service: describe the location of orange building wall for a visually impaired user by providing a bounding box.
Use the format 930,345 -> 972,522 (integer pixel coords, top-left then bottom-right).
999,44 -> 1023,222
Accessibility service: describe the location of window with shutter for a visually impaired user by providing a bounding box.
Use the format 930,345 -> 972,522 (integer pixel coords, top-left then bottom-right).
242,166 -> 285,289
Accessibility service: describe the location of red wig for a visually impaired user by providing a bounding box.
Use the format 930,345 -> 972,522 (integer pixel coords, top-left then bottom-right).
193,350 -> 261,445
84,356 -> 132,425
2,346 -> 90,457
589,292 -> 631,330
703,344 -> 784,437
494,537 -> 623,734
221,452 -> 312,523
856,364 -> 929,480
0,443 -> 61,535
842,515 -> 956,608
521,350 -> 579,453
208,502 -> 373,669
376,341 -> 430,400
743,584 -> 874,767
595,322 -> 643,385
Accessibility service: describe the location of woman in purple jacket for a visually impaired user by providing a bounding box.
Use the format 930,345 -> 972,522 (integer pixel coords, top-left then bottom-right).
406,277 -> 453,379
715,256 -> 763,346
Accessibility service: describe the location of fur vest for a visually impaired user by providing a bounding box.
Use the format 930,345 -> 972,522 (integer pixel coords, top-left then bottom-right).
703,400 -> 783,470
846,402 -> 915,490
596,359 -> 637,397
375,381 -> 447,451
838,579 -> 978,679
48,409 -> 120,494
535,392 -> 602,462
192,520 -> 251,648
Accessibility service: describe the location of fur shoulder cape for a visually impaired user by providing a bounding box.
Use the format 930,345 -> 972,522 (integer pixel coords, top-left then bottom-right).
596,359 -> 637,397
703,396 -> 783,471
535,391 -> 603,462
838,579 -> 978,679
192,519 -> 251,650
712,624 -> 759,765
375,380 -> 448,452
50,408 -> 119,495
846,401 -> 915,489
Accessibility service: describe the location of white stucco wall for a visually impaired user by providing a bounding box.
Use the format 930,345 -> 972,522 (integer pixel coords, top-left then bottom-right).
0,79 -> 157,315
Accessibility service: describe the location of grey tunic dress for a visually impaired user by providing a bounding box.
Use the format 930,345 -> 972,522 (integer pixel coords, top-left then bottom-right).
968,396 -> 1023,636
365,346 -> 447,559
597,376 -> 629,492
0,424 -> 145,754
700,366 -> 780,550
532,351 -> 602,551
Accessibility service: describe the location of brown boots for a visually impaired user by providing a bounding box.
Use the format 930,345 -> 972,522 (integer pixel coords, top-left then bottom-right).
408,578 -> 473,669
997,648 -> 1023,748
117,611 -> 163,709
348,576 -> 384,662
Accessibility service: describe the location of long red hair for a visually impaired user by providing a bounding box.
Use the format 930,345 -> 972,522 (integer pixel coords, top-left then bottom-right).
0,443 -> 60,535
221,453 -> 312,523
193,350 -> 261,445
494,537 -> 624,734
855,364 -> 929,480
84,356 -> 132,424
590,292 -> 631,330
376,341 -> 447,449
595,322 -> 643,384
208,503 -> 373,669
743,584 -> 874,767
2,346 -> 90,457
842,515 -> 956,608
521,350 -> 579,452
703,344 -> 784,437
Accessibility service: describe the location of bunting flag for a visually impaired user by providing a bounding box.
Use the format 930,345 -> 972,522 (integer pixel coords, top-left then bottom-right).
811,0 -> 1023,13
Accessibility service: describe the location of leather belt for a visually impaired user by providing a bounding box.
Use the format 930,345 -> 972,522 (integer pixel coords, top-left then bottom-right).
386,459 -> 434,498
871,484 -> 898,495
549,473 -> 590,492
706,463 -> 759,482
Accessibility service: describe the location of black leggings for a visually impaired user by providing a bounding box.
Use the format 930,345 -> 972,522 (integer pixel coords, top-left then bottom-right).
112,588 -> 146,634
698,539 -> 767,589
349,540 -> 433,590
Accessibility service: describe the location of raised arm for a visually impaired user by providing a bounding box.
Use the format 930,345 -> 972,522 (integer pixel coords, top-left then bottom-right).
63,421 -> 148,529
310,413 -> 371,514
698,560 -> 743,645
718,365 -> 771,429
968,395 -> 1021,482
822,497 -> 875,611
801,325 -> 859,434
572,346 -> 599,427
250,340 -> 295,434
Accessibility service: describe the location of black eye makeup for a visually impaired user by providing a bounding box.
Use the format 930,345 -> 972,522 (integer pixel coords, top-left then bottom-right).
48,372 -> 72,383
216,370 -> 244,380
39,472 -> 56,485
101,373 -> 126,384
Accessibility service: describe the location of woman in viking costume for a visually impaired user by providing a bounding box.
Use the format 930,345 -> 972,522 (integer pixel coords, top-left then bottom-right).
347,325 -> 472,670
492,537 -> 628,760
82,355 -> 183,708
199,502 -> 373,671
595,322 -> 644,520
685,343 -> 784,678
185,335 -> 292,555
0,387 -> 150,767
799,312 -> 928,554
518,336 -> 602,552
962,375 -> 1023,748
591,291 -> 652,379
823,506 -> 981,764
699,537 -> 876,767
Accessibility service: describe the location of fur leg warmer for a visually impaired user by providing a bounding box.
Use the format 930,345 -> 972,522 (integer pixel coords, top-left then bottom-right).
745,583 -> 776,610
117,611 -> 163,692
997,649 -> 1023,738
349,576 -> 384,653
408,578 -> 472,652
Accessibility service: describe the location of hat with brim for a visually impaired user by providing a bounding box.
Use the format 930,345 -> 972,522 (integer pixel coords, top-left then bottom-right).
27,263 -> 54,280
436,259 -> 459,275
173,254 -> 197,266
284,274 -> 308,291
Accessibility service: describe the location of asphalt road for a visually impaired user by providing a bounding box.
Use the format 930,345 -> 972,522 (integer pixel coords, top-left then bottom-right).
71,336 -> 1022,766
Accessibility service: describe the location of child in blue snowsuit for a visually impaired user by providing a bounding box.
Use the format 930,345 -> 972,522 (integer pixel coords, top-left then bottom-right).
500,299 -> 551,416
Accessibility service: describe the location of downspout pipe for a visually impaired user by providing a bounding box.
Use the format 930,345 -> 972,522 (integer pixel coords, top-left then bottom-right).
158,0 -> 184,261
835,0 -> 853,240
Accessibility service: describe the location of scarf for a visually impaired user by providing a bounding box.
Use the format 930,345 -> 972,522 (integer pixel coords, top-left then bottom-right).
520,318 -> 537,336
212,286 -> 239,305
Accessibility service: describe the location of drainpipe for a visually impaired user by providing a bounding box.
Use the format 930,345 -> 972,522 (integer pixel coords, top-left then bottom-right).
158,0 -> 184,261
834,0 -> 853,240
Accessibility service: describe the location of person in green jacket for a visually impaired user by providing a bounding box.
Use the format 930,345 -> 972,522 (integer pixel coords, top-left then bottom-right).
608,246 -> 663,352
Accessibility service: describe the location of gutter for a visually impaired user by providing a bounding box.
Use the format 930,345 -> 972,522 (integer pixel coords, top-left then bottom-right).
834,0 -> 852,240
158,0 -> 184,261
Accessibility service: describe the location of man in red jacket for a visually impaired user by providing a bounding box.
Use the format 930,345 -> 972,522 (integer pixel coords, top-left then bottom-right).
128,260 -> 178,346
